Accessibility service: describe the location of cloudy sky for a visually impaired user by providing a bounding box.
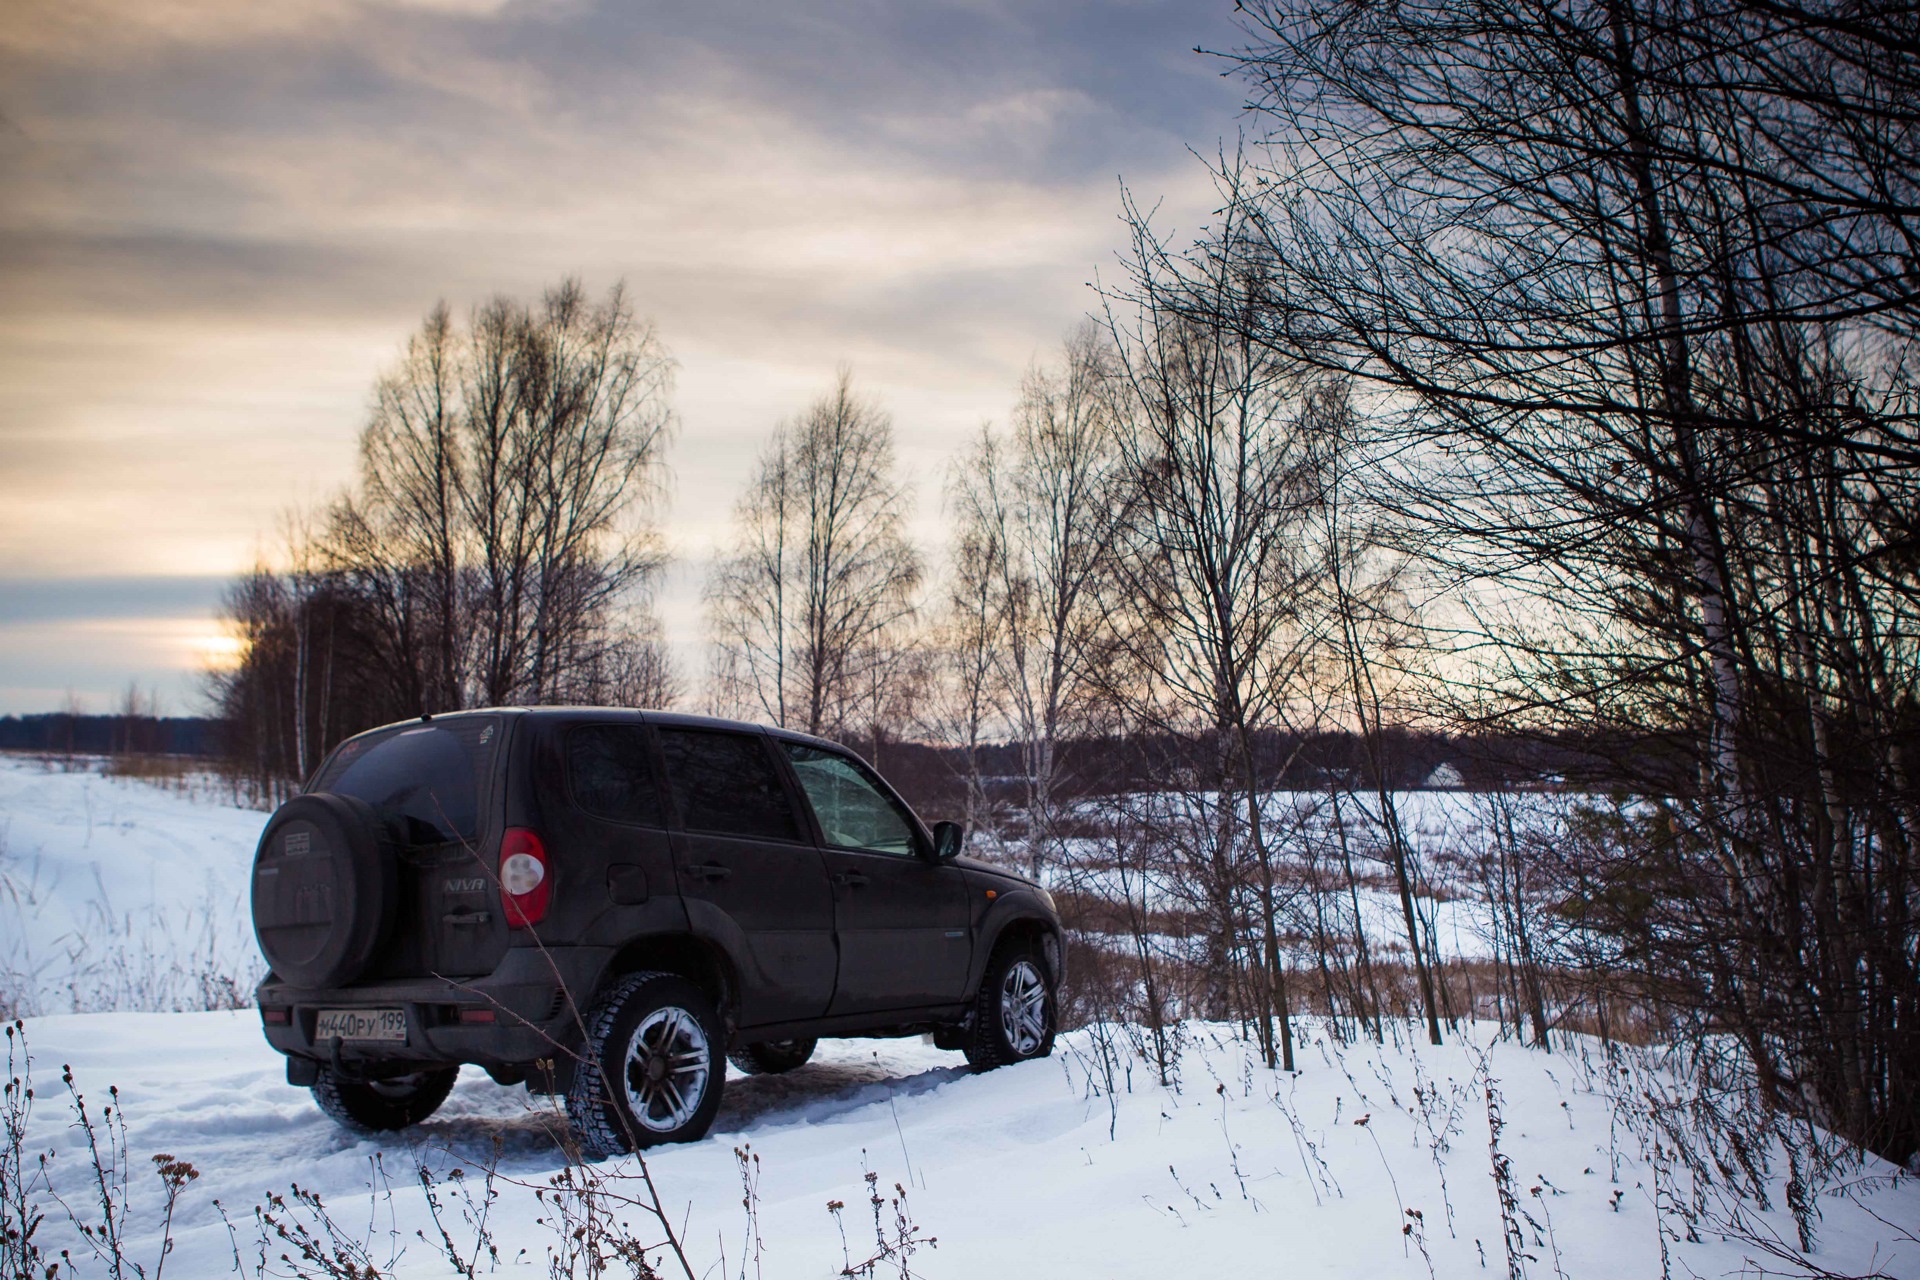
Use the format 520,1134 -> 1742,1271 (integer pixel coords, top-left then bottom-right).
0,0 -> 1247,716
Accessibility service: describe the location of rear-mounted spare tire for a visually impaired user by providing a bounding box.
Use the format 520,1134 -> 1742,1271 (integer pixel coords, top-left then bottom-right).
251,793 -> 397,989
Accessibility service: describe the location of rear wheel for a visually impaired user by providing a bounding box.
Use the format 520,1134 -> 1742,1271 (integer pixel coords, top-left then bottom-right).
963,944 -> 1057,1070
311,1065 -> 458,1133
567,972 -> 725,1157
728,1038 -> 816,1075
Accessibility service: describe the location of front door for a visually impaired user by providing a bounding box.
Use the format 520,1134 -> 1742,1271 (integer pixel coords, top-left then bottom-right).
781,744 -> 972,1015
656,727 -> 837,1027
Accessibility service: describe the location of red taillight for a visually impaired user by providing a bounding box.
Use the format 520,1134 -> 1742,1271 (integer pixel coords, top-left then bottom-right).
500,827 -> 551,927
261,1006 -> 290,1025
457,1007 -> 496,1025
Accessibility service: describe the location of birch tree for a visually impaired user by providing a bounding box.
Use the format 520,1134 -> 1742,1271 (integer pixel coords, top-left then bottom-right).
708,369 -> 921,739
948,323 -> 1123,873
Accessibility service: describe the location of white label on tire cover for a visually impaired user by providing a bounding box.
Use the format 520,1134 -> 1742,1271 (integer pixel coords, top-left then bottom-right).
316,1008 -> 407,1042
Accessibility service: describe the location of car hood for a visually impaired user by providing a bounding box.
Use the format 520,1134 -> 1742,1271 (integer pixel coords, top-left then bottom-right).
953,855 -> 1040,891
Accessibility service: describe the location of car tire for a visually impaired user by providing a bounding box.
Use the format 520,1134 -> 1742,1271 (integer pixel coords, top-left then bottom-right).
728,1038 -> 817,1075
963,942 -> 1058,1070
311,1065 -> 458,1133
567,971 -> 725,1158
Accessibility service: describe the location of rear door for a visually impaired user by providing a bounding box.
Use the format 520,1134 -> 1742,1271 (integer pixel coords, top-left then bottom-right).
781,743 -> 972,1015
311,715 -> 508,981
535,720 -> 682,942
655,726 -> 837,1027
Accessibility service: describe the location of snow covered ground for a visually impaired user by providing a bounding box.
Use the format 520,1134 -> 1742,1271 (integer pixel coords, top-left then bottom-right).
0,755 -> 263,1015
1030,788 -> 1584,963
3,753 -> 1916,1277
10,1011 -> 1916,1278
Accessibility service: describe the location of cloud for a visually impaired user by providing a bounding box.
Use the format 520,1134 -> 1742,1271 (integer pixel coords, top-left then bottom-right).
0,0 -> 1247,708
0,0 -> 529,62
0,576 -> 230,626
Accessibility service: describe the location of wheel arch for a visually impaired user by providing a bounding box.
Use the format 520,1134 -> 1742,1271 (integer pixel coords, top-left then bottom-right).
602,934 -> 740,1028
971,904 -> 1066,997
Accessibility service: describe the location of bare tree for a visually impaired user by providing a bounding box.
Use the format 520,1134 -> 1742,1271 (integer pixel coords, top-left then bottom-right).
1313,396 -> 1450,1046
1096,214 -> 1344,1071
707,368 -> 921,740
948,324 -> 1124,873
111,682 -> 163,758
1163,0 -> 1920,1158
329,278 -> 675,712
214,277 -> 678,794
921,474 -> 1009,844
353,302 -> 463,712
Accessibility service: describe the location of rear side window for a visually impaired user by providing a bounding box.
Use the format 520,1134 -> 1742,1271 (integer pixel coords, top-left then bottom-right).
568,725 -> 665,827
656,728 -> 801,842
311,716 -> 500,843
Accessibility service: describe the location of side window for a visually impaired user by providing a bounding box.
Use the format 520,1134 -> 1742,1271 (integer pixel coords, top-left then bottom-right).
657,729 -> 803,842
567,726 -> 665,828
785,745 -> 918,857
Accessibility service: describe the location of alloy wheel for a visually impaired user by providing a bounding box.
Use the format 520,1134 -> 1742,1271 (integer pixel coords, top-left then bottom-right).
999,959 -> 1049,1056
622,1006 -> 711,1132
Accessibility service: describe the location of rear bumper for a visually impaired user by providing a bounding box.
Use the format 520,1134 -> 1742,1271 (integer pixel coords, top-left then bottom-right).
256,945 -> 612,1069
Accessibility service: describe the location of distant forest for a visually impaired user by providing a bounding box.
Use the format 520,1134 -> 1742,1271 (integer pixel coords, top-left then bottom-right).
0,713 -> 216,757
0,711 -> 1616,813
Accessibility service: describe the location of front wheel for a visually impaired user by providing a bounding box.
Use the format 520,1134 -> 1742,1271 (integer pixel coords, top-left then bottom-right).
963,945 -> 1057,1070
311,1065 -> 458,1134
567,971 -> 725,1157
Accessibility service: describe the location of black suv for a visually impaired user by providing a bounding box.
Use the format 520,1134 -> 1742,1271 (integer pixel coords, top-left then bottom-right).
250,708 -> 1064,1154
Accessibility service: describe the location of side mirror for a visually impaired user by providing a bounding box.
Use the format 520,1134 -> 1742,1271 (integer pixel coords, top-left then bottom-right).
930,820 -> 964,861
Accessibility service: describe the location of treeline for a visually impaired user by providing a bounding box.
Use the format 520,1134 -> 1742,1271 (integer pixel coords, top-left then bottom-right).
0,713 -> 213,757
857,725 -> 1616,819
215,0 -> 1918,1166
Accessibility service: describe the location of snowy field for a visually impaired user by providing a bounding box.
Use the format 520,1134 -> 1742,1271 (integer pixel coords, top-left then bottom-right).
0,754 -> 1535,1015
1029,788 -> 1582,963
3,753 -> 1917,1277
0,755 -> 262,1015
10,1012 -> 1917,1278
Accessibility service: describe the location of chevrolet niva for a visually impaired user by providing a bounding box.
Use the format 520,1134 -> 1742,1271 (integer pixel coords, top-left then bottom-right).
250,708 -> 1064,1154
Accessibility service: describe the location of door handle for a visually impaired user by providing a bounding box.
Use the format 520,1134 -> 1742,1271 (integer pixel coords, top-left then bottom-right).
687,862 -> 732,883
832,870 -> 870,888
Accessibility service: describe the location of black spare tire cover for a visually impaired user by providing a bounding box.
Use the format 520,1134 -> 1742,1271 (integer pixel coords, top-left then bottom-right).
251,792 -> 397,989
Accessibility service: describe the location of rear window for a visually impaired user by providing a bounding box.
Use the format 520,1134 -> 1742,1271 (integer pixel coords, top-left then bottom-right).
311,716 -> 501,844
656,728 -> 802,842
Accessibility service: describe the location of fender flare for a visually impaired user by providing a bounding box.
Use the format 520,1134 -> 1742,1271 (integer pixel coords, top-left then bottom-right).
578,907 -> 748,1038
649,899 -> 754,1020
968,892 -> 1067,995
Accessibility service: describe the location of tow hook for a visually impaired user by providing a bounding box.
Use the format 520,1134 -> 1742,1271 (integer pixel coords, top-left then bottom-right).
326,1035 -> 365,1081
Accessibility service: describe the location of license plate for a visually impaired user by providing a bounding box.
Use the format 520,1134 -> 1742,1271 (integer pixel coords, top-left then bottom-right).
315,1008 -> 407,1043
